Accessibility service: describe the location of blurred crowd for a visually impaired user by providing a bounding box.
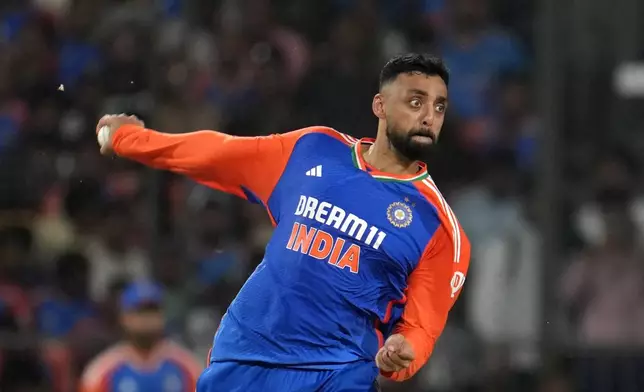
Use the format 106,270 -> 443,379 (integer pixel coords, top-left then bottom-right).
0,0 -> 642,391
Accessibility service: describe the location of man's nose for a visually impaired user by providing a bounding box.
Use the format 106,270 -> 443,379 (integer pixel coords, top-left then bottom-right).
422,109 -> 434,127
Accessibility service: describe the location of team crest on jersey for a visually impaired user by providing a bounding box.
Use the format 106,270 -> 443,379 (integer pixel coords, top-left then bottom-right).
387,201 -> 413,228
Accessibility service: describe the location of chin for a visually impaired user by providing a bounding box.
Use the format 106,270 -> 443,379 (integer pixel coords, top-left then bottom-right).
403,145 -> 432,160
411,141 -> 434,150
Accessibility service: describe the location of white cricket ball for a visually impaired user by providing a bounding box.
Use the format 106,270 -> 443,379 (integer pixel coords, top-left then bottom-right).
97,125 -> 111,147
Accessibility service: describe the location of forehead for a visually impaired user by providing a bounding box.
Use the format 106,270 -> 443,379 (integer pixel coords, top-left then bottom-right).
388,73 -> 447,97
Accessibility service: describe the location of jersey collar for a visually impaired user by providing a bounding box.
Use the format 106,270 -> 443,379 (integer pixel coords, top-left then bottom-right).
351,138 -> 430,182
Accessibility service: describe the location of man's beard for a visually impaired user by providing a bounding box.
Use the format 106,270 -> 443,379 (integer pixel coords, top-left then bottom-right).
126,331 -> 163,351
386,125 -> 436,162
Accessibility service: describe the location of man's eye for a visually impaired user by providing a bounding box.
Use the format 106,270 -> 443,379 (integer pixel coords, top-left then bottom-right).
435,104 -> 446,113
410,99 -> 422,108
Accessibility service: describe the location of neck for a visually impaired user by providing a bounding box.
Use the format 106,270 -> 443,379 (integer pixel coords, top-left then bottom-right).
129,338 -> 162,357
363,126 -> 419,175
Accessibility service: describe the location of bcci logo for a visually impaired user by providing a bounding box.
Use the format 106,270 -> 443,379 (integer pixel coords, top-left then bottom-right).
387,202 -> 413,228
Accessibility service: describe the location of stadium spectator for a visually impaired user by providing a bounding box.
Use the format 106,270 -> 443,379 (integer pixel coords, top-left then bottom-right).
79,281 -> 201,392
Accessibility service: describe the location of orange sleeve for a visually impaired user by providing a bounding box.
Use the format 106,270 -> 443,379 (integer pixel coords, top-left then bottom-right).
382,224 -> 471,382
112,124 -> 309,205
163,342 -> 203,391
77,346 -> 125,392
78,373 -> 106,392
78,382 -> 101,392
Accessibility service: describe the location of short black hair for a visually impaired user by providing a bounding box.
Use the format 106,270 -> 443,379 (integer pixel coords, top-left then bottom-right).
379,53 -> 449,89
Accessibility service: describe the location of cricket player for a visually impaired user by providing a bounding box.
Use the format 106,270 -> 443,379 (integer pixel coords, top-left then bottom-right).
95,53 -> 470,391
79,281 -> 202,392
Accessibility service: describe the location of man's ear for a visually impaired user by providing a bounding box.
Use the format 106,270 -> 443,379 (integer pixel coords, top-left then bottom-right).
372,93 -> 386,120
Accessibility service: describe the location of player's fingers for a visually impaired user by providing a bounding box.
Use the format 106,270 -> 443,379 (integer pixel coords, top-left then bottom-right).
96,115 -> 114,133
376,349 -> 397,372
380,350 -> 405,372
100,143 -> 112,156
127,114 -> 144,126
396,348 -> 415,361
387,351 -> 412,368
375,350 -> 384,369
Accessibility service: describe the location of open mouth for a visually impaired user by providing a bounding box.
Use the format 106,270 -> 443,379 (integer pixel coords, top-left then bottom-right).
411,134 -> 435,144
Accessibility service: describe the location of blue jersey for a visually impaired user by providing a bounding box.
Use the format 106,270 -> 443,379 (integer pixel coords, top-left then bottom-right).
113,124 -> 470,381
80,340 -> 202,392
35,296 -> 98,338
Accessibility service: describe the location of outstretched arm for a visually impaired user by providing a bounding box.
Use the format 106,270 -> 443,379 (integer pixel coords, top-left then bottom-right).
378,224 -> 471,382
97,114 -> 306,206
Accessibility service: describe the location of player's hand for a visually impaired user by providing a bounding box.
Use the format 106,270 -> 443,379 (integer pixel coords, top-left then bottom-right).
96,114 -> 144,155
375,334 -> 415,373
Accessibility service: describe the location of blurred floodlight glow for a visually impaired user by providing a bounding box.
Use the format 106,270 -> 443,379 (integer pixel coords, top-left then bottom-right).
614,63 -> 644,97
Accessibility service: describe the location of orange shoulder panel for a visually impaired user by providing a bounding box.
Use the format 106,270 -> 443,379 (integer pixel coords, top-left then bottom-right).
381,178 -> 471,382
79,345 -> 129,392
162,341 -> 203,390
